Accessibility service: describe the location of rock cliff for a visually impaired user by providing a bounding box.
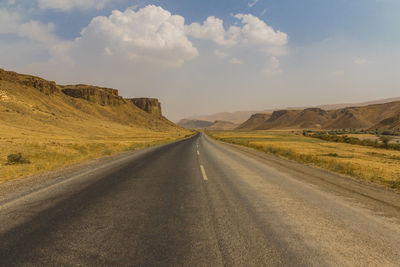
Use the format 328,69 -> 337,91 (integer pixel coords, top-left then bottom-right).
129,98 -> 162,116
60,85 -> 125,106
0,68 -> 57,95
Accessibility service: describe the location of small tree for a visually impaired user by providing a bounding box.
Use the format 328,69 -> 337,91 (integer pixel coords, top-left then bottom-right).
379,136 -> 393,149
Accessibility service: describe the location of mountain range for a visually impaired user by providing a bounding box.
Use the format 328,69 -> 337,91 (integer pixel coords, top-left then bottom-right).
186,97 -> 400,125
238,102 -> 400,131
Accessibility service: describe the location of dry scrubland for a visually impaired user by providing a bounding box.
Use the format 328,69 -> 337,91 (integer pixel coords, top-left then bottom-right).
0,72 -> 192,183
207,131 -> 400,189
0,129 -> 190,184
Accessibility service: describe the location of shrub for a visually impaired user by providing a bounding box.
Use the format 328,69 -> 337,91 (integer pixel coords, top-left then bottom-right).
307,133 -> 400,151
382,130 -> 394,136
327,153 -> 339,157
102,149 -> 113,155
379,136 -> 393,149
6,153 -> 31,165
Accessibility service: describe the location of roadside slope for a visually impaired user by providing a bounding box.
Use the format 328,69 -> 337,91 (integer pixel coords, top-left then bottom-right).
0,68 -> 191,182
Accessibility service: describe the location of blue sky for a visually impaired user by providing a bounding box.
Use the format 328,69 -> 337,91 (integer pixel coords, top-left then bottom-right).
24,0 -> 400,43
1,0 -> 399,120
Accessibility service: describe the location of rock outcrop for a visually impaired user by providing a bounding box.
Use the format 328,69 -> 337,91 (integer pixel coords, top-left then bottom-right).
60,85 -> 125,106
129,98 -> 162,116
0,68 -> 57,95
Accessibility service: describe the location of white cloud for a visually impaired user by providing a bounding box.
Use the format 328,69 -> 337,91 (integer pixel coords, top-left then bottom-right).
18,21 -> 56,43
0,8 -> 19,34
248,0 -> 259,7
261,56 -> 282,75
0,7 -> 60,75
8,0 -> 16,5
354,57 -> 368,65
0,8 -> 57,44
52,5 -> 199,68
229,57 -> 243,64
186,13 -> 288,54
37,0 -> 110,11
215,50 -> 228,59
234,14 -> 287,47
185,16 -> 239,46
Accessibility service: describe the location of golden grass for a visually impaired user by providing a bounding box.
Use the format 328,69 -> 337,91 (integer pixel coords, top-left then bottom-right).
0,79 -> 193,183
0,130 -> 191,184
207,130 -> 400,189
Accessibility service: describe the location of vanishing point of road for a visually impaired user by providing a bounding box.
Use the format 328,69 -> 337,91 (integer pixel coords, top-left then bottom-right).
1,133 -> 400,266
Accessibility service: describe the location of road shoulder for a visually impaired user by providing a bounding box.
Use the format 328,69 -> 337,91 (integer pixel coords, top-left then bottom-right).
207,135 -> 400,218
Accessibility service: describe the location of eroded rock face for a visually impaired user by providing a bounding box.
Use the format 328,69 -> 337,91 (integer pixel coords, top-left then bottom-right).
129,98 -> 162,116
60,85 -> 125,106
0,68 -> 57,95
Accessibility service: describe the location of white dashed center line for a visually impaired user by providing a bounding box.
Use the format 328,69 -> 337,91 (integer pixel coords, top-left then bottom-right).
197,150 -> 200,156
200,165 -> 208,181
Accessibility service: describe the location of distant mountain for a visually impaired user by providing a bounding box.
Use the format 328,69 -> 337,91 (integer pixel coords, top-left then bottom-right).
237,101 -> 400,131
236,113 -> 271,130
206,120 -> 239,130
177,119 -> 213,129
187,97 -> 400,125
370,113 -> 400,131
189,110 -> 271,124
177,119 -> 239,130
314,97 -> 400,111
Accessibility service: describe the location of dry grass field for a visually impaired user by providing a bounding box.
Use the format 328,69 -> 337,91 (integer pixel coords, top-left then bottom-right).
0,129 -> 191,184
0,71 -> 193,183
207,130 -> 400,189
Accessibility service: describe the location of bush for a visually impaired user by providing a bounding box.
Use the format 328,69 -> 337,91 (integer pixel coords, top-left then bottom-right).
326,153 -> 339,157
379,136 -> 393,149
6,153 -> 31,165
382,130 -> 394,136
307,132 -> 400,151
102,149 -> 113,155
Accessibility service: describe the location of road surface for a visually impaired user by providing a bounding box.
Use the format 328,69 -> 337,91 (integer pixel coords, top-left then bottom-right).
1,133 -> 400,266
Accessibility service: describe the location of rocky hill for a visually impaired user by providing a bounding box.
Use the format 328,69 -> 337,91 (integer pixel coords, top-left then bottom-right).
236,113 -> 271,130
188,97 -> 400,125
205,120 -> 239,130
237,101 -> 400,131
0,68 -> 192,182
370,113 -> 400,132
0,68 -> 57,95
129,98 -> 162,117
60,85 -> 125,106
0,68 -> 184,134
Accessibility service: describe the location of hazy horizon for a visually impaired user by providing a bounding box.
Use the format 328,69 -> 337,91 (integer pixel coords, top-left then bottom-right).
1,0 -> 399,121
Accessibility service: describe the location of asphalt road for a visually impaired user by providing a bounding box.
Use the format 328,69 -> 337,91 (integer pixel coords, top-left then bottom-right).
1,133 -> 400,266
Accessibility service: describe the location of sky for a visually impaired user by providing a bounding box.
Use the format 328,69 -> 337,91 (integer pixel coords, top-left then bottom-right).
1,0 -> 400,121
